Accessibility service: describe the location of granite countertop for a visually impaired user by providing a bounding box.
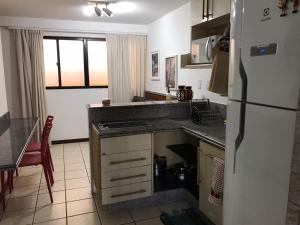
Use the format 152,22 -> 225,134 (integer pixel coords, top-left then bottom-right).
96,118 -> 226,149
0,118 -> 38,170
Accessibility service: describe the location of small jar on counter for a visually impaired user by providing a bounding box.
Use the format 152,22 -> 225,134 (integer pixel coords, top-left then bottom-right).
177,85 -> 186,101
185,86 -> 193,101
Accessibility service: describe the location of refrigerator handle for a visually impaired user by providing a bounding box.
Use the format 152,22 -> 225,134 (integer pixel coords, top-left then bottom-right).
233,56 -> 248,173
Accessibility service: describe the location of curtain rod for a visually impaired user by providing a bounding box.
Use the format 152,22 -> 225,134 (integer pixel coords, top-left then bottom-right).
6,26 -> 147,36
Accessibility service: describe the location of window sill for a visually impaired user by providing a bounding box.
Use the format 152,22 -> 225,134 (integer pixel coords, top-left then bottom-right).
46,86 -> 108,90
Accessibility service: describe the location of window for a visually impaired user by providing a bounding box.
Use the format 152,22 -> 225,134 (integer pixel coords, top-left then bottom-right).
43,37 -> 108,89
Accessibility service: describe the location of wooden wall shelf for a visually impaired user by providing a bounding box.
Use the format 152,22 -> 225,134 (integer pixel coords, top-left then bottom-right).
192,13 -> 230,40
180,53 -> 213,69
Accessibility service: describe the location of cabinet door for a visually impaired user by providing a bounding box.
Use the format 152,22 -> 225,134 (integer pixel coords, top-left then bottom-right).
199,141 -> 224,225
213,0 -> 231,18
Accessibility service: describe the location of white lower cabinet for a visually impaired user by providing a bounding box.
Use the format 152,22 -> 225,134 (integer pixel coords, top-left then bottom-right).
99,133 -> 153,205
102,181 -> 152,205
199,141 -> 225,225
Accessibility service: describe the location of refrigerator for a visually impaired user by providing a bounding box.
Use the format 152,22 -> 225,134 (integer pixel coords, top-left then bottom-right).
223,0 -> 300,225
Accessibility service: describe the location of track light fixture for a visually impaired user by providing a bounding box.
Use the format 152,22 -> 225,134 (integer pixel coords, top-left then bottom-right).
94,4 -> 102,16
88,1 -> 116,17
102,4 -> 113,17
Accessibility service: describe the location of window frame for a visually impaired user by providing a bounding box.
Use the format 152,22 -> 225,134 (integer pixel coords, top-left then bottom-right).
44,36 -> 108,90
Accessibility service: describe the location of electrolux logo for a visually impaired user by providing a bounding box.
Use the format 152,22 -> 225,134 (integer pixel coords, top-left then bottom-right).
261,7 -> 271,22
263,8 -> 270,17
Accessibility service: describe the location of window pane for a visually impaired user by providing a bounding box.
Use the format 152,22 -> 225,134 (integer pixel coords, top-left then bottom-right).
43,39 -> 59,87
88,41 -> 108,86
59,40 -> 85,87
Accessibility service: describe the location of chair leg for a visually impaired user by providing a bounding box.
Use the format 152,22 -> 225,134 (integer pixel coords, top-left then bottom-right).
8,171 -> 12,194
1,171 -> 6,210
15,169 -> 19,176
45,158 -> 54,186
47,145 -> 54,172
42,163 -> 53,203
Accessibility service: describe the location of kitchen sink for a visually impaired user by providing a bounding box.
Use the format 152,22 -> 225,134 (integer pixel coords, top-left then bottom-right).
99,121 -> 151,129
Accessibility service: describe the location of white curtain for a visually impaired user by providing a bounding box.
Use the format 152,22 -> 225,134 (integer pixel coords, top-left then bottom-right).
106,34 -> 147,103
13,29 -> 47,138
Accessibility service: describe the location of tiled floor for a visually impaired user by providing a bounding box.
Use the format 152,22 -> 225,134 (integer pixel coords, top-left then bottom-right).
0,142 -> 190,225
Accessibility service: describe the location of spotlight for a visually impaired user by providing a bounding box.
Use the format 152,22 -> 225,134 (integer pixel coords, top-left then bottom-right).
94,4 -> 102,16
102,4 -> 113,17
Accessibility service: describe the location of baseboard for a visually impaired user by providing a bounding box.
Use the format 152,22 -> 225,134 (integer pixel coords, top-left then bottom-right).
52,138 -> 89,145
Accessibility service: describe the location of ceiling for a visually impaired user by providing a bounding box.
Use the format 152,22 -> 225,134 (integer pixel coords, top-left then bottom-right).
0,0 -> 190,25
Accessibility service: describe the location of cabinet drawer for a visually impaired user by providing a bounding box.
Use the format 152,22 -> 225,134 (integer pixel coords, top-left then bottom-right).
101,150 -> 152,171
102,181 -> 152,205
200,141 -> 225,159
101,134 -> 152,155
102,165 -> 152,188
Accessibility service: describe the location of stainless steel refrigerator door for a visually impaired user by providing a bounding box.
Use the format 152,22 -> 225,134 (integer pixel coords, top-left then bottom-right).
223,101 -> 297,225
228,0 -> 300,109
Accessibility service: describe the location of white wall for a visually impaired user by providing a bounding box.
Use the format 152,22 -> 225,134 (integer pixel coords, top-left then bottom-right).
146,3 -> 228,104
0,28 -> 8,117
46,89 -> 108,141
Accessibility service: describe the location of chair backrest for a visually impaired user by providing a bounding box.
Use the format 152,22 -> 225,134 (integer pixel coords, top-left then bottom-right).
46,115 -> 54,125
40,123 -> 53,159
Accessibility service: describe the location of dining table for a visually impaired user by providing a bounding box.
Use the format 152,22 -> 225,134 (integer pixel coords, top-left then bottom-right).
0,117 -> 39,210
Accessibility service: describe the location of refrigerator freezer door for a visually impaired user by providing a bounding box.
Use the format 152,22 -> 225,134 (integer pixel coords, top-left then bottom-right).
223,101 -> 297,225
229,0 -> 300,109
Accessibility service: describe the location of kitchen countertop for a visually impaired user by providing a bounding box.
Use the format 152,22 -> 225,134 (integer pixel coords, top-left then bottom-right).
95,118 -> 226,149
0,118 -> 38,170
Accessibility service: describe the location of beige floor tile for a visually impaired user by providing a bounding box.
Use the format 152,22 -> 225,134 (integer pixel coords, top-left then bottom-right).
130,206 -> 161,222
37,191 -> 66,207
19,166 -> 42,177
158,201 -> 190,214
66,187 -> 92,202
135,218 -> 163,225
68,212 -> 101,225
39,180 -> 65,194
41,171 -> 65,183
0,208 -> 34,225
14,174 -> 41,187
6,195 -> 37,212
34,203 -> 66,223
66,177 -> 89,190
99,210 -> 133,225
52,158 -> 65,166
9,184 -> 39,198
64,142 -> 81,148
67,198 -> 96,217
64,156 -> 83,164
65,170 -> 87,180
51,144 -> 64,152
53,164 -> 65,172
65,163 -> 85,171
34,218 -> 66,225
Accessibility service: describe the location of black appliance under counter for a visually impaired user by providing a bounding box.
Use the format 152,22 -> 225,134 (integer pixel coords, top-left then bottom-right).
0,118 -> 38,170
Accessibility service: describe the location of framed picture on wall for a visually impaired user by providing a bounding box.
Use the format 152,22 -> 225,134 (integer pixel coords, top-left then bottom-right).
165,55 -> 178,90
151,51 -> 160,81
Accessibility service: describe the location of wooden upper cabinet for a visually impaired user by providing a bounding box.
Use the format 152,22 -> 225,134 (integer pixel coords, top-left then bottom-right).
191,0 -> 231,26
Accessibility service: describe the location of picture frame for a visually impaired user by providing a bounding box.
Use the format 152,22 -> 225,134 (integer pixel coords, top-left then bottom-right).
165,55 -> 178,90
151,51 -> 160,81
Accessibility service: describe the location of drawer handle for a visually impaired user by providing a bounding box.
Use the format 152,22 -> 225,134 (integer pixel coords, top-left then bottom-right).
110,157 -> 146,165
110,174 -> 146,182
111,189 -> 146,198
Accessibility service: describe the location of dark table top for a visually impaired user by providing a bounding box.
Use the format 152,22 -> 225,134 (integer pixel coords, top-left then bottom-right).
96,118 -> 226,150
0,118 -> 38,170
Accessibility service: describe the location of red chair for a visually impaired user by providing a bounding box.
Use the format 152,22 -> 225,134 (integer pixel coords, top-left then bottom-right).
26,116 -> 55,172
19,123 -> 54,203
